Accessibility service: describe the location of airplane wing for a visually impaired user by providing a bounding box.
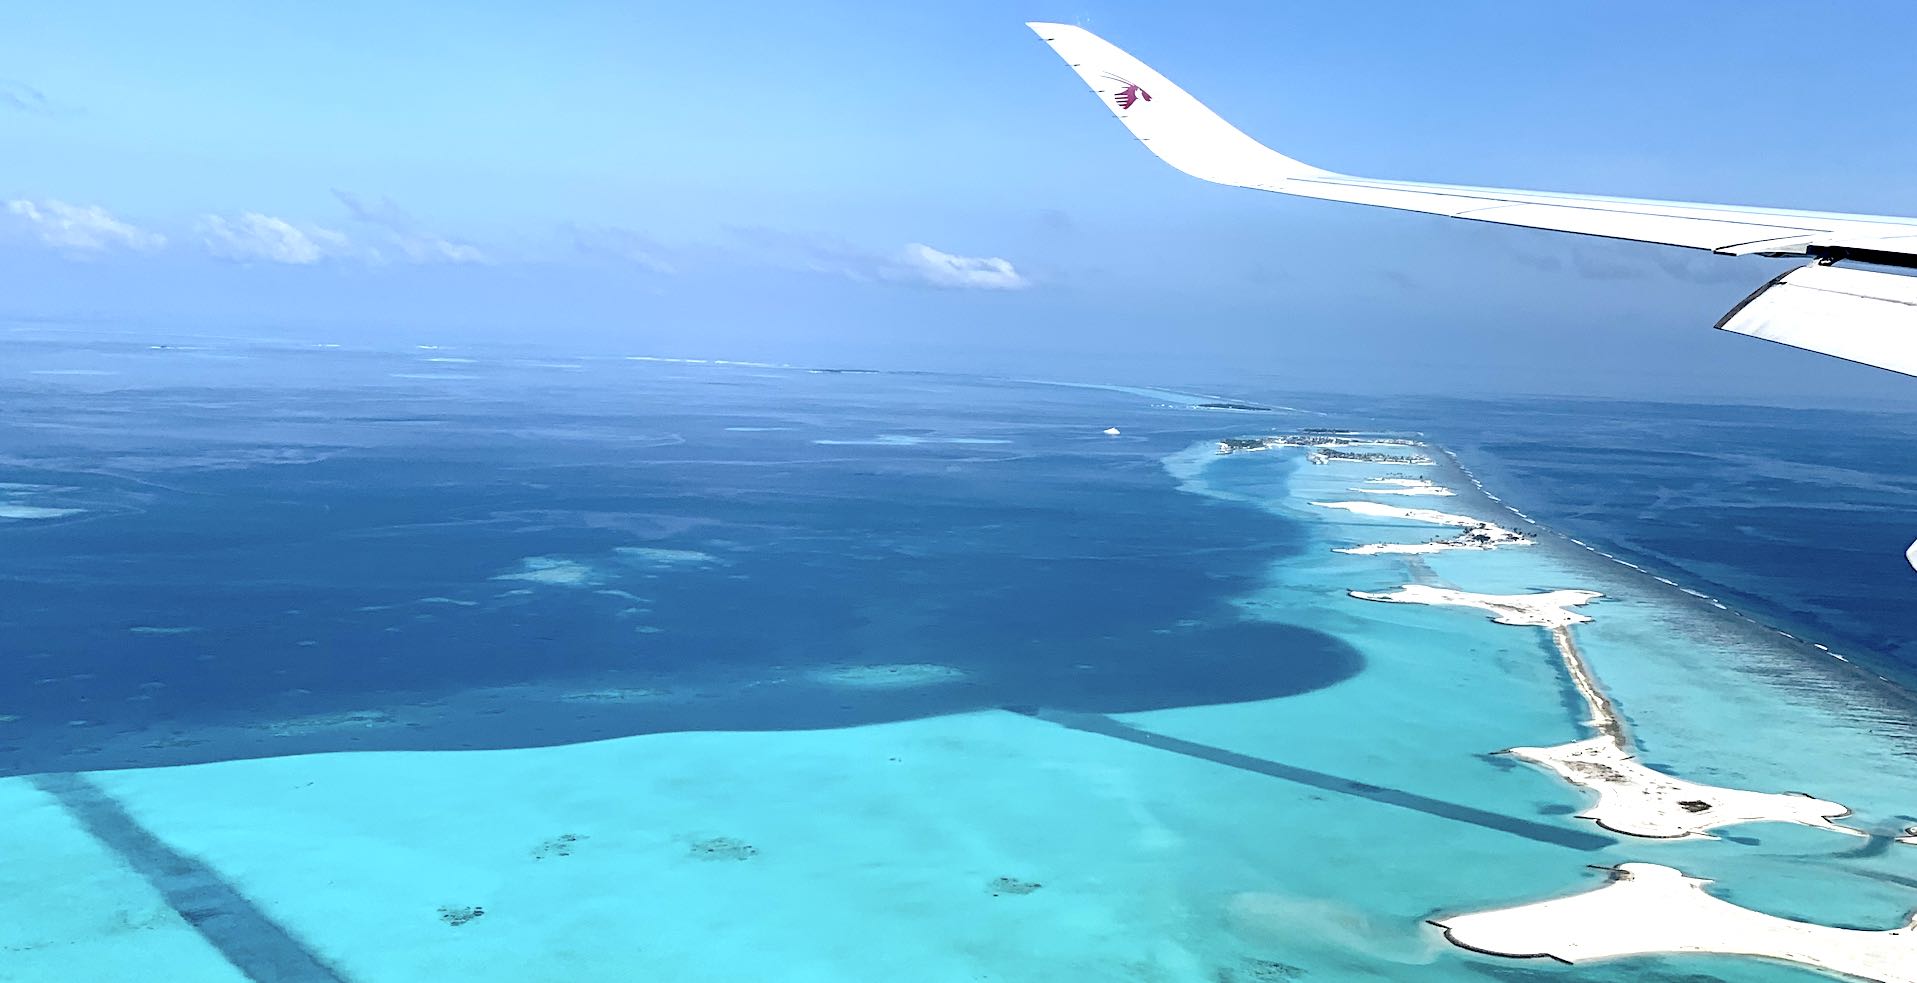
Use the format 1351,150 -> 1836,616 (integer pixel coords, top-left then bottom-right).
1027,22 -> 1917,378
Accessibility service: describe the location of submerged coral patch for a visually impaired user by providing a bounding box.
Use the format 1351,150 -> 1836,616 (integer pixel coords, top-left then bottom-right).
532,834 -> 584,860
613,547 -> 720,566
491,556 -> 600,587
808,664 -> 966,689
689,837 -> 757,861
437,905 -> 485,927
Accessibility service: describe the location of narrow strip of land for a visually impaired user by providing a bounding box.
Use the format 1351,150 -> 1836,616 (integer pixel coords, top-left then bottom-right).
1349,586 -> 1857,840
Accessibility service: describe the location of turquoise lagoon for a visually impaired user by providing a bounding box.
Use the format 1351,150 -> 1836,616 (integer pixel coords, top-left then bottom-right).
2,351 -> 1915,982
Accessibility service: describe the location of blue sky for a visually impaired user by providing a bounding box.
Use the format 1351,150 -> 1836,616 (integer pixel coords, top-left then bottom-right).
5,0 -> 1917,404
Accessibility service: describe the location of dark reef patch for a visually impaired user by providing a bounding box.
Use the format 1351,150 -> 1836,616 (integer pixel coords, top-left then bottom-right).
689,836 -> 757,861
437,905 -> 484,927
0,367 -> 1362,776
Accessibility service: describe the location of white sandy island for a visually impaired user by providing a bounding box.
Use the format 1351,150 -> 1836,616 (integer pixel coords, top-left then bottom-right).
1349,585 -> 1861,840
1507,738 -> 1854,840
1315,500 -> 1485,527
1353,478 -> 1455,497
1348,586 -> 1598,630
1314,501 -> 1532,554
1436,863 -> 1917,981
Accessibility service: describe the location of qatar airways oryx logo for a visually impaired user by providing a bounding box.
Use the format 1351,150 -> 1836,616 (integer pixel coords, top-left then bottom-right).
1102,73 -> 1151,110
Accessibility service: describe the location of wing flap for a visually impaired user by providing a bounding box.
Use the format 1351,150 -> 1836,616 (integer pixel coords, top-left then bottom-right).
1716,264 -> 1917,377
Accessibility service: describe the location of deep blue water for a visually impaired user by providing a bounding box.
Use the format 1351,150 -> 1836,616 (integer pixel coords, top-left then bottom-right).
1384,396 -> 1917,673
0,350 -> 1362,774
4,337 -> 1912,780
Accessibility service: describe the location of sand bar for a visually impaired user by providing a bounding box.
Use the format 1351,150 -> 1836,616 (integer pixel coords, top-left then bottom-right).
1313,501 -> 1483,526
1348,585 -> 1598,630
1353,479 -> 1455,497
1315,501 -> 1531,553
1509,738 -> 1855,840
1436,863 -> 1917,981
1349,585 -> 1862,839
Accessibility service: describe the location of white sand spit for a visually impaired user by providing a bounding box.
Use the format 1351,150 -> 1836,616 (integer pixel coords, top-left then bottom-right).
1349,585 -> 1598,630
1350,585 -> 1861,839
1509,738 -> 1855,840
1354,479 -> 1455,497
1436,863 -> 1917,981
1315,501 -> 1531,553
1312,501 -> 1482,525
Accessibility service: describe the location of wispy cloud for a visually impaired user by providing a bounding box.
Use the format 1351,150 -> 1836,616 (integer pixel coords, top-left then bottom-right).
894,243 -> 1029,290
5,199 -> 164,253
0,80 -> 54,116
199,212 -> 351,264
724,227 -> 1030,290
725,226 -> 876,281
565,222 -> 676,274
332,190 -> 486,264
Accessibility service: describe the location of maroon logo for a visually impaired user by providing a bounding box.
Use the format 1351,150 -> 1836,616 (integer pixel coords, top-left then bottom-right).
1103,73 -> 1151,110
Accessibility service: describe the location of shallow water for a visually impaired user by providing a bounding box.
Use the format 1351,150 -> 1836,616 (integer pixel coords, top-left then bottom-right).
2,340 -> 1914,982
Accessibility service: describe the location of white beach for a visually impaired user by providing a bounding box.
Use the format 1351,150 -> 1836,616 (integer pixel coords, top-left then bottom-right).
1348,584 -> 1864,840
1509,738 -> 1856,840
1353,478 -> 1455,497
1315,501 -> 1532,553
1436,863 -> 1917,981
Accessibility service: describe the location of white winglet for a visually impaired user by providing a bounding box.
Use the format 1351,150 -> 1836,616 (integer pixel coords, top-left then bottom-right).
1025,23 -> 1327,189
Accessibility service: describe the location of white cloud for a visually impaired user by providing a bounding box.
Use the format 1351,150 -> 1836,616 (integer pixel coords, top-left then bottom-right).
6,199 -> 165,253
333,189 -> 487,264
0,81 -> 54,116
199,212 -> 350,264
723,227 -> 1031,290
894,243 -> 1030,290
566,223 -> 676,274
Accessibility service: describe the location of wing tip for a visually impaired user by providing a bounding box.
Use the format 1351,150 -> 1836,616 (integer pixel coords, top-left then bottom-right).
1025,21 -> 1073,43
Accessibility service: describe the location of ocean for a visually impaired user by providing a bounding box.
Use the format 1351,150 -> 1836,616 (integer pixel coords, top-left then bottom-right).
2,334 -> 1914,982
